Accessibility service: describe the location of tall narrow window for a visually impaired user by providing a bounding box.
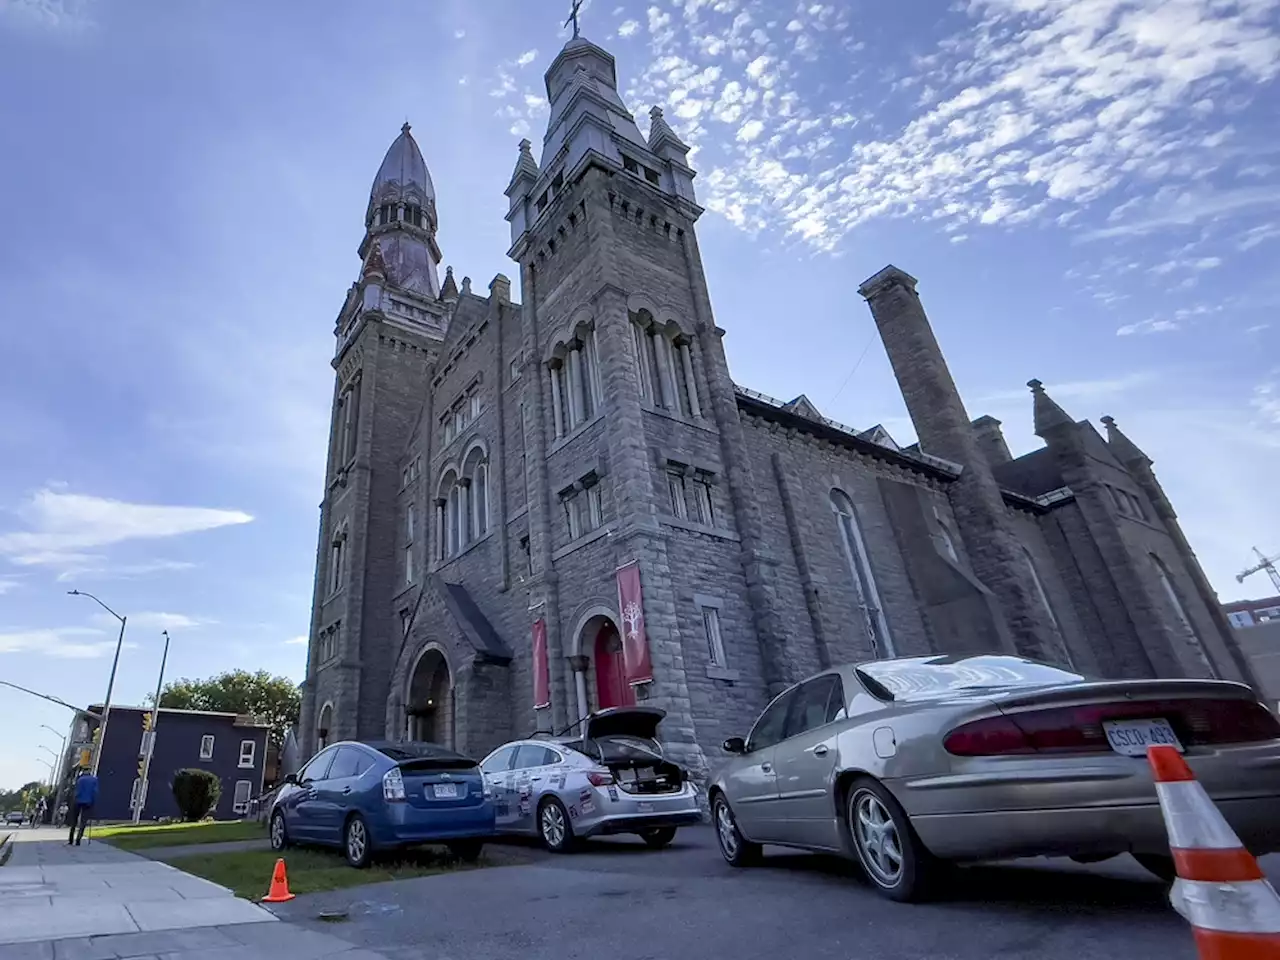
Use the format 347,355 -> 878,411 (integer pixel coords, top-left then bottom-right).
830,490 -> 894,657
587,483 -> 603,529
330,532 -> 345,594
472,463 -> 489,537
668,473 -> 688,520
1151,553 -> 1214,675
702,606 -> 726,666
405,544 -> 415,584
340,379 -> 361,463
692,479 -> 714,526
632,321 -> 651,400
671,338 -> 691,416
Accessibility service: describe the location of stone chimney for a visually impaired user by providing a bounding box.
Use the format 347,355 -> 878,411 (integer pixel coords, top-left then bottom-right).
971,415 -> 1011,467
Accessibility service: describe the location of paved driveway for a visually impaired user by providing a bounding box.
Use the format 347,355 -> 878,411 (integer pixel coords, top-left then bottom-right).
268,826 -> 1277,960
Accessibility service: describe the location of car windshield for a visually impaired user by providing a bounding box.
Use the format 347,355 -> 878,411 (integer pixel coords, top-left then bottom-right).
858,655 -> 1086,701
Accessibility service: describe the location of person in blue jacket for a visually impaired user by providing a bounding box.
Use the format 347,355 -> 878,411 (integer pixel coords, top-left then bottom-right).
68,771 -> 98,845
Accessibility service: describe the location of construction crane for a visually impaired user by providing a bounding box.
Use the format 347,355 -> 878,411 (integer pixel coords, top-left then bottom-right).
1236,546 -> 1280,595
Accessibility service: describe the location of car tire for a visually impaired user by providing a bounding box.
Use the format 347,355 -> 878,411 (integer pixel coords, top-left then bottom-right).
537,797 -> 576,853
269,810 -> 289,852
344,814 -> 372,869
846,777 -> 942,903
639,826 -> 677,849
1133,853 -> 1177,883
448,839 -> 484,863
712,793 -> 762,867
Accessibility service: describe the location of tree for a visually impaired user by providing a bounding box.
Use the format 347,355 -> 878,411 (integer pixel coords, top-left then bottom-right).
172,768 -> 222,821
0,780 -> 44,812
158,670 -> 300,746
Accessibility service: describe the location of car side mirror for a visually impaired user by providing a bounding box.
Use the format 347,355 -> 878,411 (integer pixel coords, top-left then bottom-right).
283,773 -> 297,785
722,737 -> 746,754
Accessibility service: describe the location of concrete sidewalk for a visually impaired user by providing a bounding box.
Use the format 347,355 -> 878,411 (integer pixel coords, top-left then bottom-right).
0,827 -> 390,959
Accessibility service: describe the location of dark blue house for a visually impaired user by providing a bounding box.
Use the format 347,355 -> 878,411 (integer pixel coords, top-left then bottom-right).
66,705 -> 271,822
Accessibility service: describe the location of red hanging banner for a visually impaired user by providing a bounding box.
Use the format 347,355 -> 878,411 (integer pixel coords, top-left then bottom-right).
616,561 -> 653,686
532,618 -> 550,710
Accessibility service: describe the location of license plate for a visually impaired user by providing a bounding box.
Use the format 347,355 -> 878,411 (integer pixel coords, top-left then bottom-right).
432,783 -> 459,799
1102,718 -> 1184,757
637,801 -> 653,813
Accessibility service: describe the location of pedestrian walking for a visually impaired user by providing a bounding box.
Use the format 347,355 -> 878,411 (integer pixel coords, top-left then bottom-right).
67,771 -> 98,846
34,797 -> 47,828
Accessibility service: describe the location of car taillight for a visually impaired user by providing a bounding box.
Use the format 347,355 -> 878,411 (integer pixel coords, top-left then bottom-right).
383,768 -> 406,801
587,771 -> 614,786
944,698 -> 1280,757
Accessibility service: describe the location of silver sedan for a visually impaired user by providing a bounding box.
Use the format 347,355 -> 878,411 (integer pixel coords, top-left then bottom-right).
708,654 -> 1280,902
480,707 -> 702,852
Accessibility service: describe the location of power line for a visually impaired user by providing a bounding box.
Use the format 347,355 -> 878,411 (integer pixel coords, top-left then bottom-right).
828,330 -> 877,408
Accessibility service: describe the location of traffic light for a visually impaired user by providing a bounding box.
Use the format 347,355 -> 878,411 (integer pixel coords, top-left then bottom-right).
142,713 -> 153,733
137,756 -> 146,778
78,748 -> 91,767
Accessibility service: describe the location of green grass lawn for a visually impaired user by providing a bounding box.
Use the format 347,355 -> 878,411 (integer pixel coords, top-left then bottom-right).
90,819 -> 267,850
166,845 -> 480,899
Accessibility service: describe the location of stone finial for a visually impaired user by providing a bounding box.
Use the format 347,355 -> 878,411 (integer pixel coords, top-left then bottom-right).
461,276 -> 472,295
1029,379 -> 1074,436
361,240 -> 387,281
858,264 -> 918,301
489,273 -> 512,303
647,104 -> 689,154
505,138 -> 542,197
401,121 -> 412,135
440,265 -> 459,302
1101,415 -> 1150,465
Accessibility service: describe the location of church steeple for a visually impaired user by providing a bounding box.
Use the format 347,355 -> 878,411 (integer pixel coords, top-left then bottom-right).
359,123 -> 442,298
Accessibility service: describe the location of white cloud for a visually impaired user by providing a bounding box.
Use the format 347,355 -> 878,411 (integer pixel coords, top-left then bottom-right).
1117,318 -> 1180,336
0,0 -> 94,31
454,28 -> 465,39
0,578 -> 19,595
52,559 -> 196,583
618,18 -> 639,37
0,487 -> 252,568
92,611 -> 209,632
516,49 -> 539,67
975,371 -> 1160,406
285,635 -> 309,646
0,626 -> 119,659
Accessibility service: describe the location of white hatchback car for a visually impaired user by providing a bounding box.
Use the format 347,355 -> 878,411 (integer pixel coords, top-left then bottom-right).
480,707 -> 703,852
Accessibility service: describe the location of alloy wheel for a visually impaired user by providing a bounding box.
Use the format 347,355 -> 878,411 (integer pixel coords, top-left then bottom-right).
852,791 -> 904,887
540,803 -> 566,850
270,812 -> 286,851
346,818 -> 367,864
715,800 -> 739,859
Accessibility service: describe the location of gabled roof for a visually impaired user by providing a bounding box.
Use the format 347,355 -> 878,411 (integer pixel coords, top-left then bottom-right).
436,579 -> 513,665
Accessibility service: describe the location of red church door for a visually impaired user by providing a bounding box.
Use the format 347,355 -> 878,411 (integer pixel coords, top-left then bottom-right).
594,622 -> 635,709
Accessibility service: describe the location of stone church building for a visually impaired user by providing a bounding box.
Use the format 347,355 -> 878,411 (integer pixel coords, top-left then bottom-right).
299,35 -> 1258,774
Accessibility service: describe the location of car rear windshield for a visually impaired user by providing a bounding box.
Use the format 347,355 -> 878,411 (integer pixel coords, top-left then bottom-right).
364,741 -> 477,767
565,736 -> 663,764
857,656 -> 1086,701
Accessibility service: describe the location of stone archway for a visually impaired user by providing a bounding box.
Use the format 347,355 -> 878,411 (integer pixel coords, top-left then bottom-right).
574,614 -> 633,714
406,647 -> 455,747
317,703 -> 334,750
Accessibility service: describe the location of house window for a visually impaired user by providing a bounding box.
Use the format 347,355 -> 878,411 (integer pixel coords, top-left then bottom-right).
565,494 -> 584,540
338,378 -> 361,464
668,473 -> 688,519
405,544 -> 415,585
692,478 -> 714,525
551,171 -> 564,194
472,462 -> 489,537
622,155 -> 639,174
238,740 -> 256,769
329,530 -> 346,594
644,167 -> 661,186
232,780 -> 253,815
548,328 -> 601,437
536,190 -> 549,213
587,483 -> 603,529
521,535 -> 532,576
406,504 -> 417,542
469,390 -> 482,421
200,735 -> 215,761
702,606 -> 726,667
830,490 -> 895,658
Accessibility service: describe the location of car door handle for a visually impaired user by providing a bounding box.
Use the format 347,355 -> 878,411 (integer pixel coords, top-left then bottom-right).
810,745 -> 829,757
531,777 -> 542,782
342,786 -> 351,795
761,762 -> 772,773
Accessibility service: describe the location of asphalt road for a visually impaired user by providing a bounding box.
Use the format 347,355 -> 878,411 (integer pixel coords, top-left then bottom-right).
268,826 -> 1280,960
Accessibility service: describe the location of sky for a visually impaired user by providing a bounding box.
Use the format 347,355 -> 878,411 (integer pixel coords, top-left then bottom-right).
1,0 -> 1278,789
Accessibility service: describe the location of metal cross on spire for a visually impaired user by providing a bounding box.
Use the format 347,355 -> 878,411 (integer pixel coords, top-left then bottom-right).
565,0 -> 583,38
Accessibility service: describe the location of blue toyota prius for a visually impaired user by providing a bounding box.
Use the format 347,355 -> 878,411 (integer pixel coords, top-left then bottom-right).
269,740 -> 495,867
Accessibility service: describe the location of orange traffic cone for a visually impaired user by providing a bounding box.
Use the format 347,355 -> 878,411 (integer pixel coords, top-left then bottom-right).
261,857 -> 295,903
1148,745 -> 1280,958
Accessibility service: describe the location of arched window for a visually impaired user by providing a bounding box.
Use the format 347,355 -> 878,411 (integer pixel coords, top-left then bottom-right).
436,469 -> 459,560
317,703 -> 333,751
547,320 -> 601,439
462,446 -> 489,540
1151,553 -> 1214,675
830,490 -> 894,658
329,522 -> 349,594
631,310 -> 702,419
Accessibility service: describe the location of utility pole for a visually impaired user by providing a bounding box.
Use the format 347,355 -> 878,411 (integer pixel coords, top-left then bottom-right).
133,630 -> 171,824
67,591 -> 128,776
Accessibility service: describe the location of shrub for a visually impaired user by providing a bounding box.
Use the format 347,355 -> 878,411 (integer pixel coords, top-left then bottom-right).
171,769 -> 222,822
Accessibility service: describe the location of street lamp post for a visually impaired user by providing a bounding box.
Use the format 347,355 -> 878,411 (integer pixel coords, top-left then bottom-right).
67,590 -> 128,777
37,745 -> 58,790
132,629 -> 171,825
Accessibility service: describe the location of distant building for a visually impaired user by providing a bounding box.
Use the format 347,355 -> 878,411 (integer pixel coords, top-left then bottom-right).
63,706 -> 270,822
1223,596 -> 1280,629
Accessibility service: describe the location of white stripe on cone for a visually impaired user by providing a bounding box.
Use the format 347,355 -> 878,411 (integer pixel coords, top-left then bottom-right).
1171,878 -> 1280,935
1155,780 -> 1251,851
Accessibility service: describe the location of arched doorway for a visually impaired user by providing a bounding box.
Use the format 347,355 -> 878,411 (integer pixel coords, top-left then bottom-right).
593,619 -> 635,710
317,703 -> 333,750
406,648 -> 454,746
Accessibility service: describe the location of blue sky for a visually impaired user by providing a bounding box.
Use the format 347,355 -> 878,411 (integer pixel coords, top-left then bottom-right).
1,0 -> 1278,789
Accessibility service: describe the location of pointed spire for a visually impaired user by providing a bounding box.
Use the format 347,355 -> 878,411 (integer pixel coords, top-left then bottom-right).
361,240 -> 387,281
647,105 -> 688,155
505,139 -> 541,197
1101,415 -> 1150,465
1028,379 -> 1073,436
440,265 -> 458,302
